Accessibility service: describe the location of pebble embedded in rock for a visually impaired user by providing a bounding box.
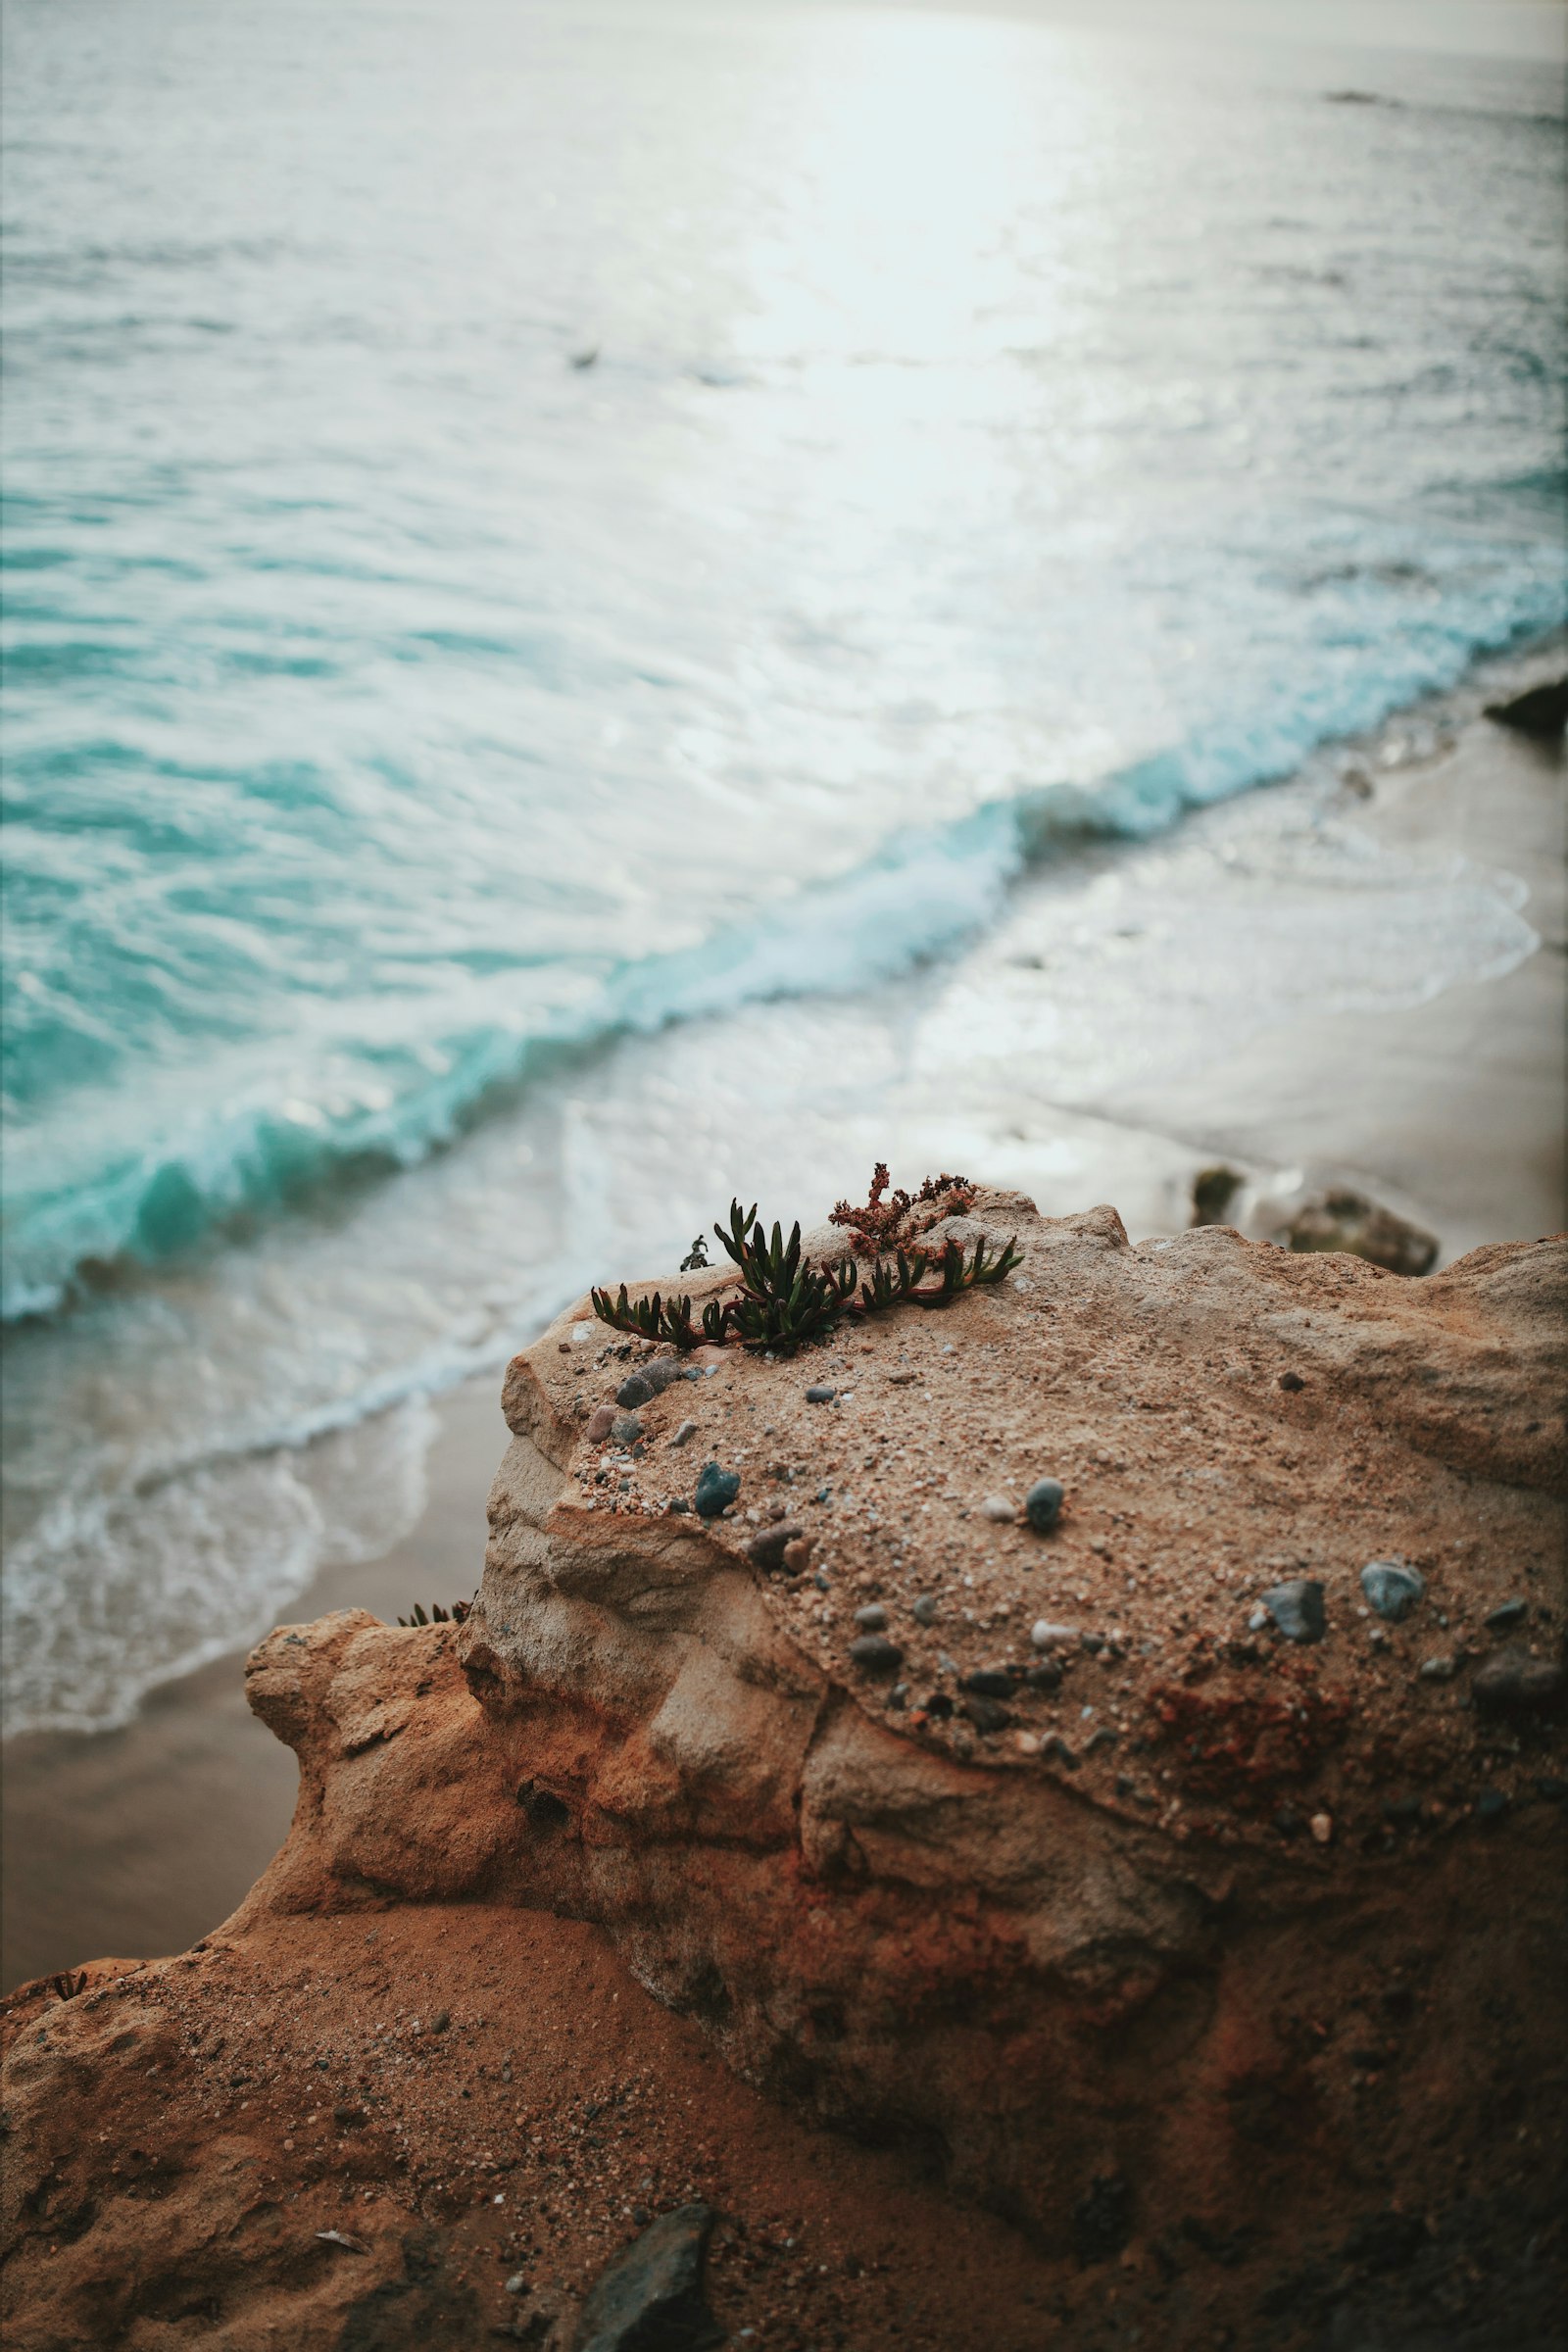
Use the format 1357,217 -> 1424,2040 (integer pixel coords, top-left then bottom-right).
615,1371 -> 656,1409
980,1494 -> 1015,1523
694,1463 -> 741,1518
911,1595 -> 939,1627
849,1634 -> 904,1675
1261,1579 -> 1326,1643
1024,1478 -> 1064,1534
746,1524 -> 805,1574
1360,1560 -> 1425,1622
962,1695 -> 1010,1735
1278,1370 -> 1305,1392
961,1669 -> 1013,1698
1418,1654 -> 1456,1683
805,1384 -> 836,1403
1310,1813 -> 1333,1845
586,1404 -> 617,1444
611,1411 -> 643,1446
1484,1598 -> 1528,1631
854,1603 -> 888,1632
1031,1620 -> 1076,1650
1024,1660 -> 1062,1691
669,1420 -> 698,1448
1472,1646 -> 1565,1719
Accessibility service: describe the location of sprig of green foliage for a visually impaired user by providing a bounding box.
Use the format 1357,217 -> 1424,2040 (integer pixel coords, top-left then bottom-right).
396,1598 -> 473,1627
590,1185 -> 1022,1355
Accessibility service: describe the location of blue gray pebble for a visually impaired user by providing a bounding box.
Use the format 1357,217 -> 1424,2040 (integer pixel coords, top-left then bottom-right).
853,1603 -> 888,1632
1262,1579 -> 1326,1644
1025,1478 -> 1064,1534
694,1462 -> 741,1518
1360,1560 -> 1425,1622
805,1384 -> 836,1403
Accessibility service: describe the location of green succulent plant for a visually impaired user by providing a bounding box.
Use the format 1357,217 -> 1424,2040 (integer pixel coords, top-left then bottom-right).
589,1180 -> 1022,1356
396,1597 -> 473,1628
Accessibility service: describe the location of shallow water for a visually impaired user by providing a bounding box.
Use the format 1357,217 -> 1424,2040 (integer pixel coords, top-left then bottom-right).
1,0 -> 1563,1731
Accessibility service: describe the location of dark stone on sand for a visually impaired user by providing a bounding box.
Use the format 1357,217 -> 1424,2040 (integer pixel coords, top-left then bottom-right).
1472,1646 -> 1565,1719
1278,1370 -> 1305,1393
693,1463 -> 740,1518
619,1360 -> 699,1407
1024,1477 -> 1064,1533
1484,1598 -> 1528,1631
1484,677 -> 1568,739
962,1696 -> 1011,1735
1262,1579 -> 1326,1644
574,2202 -> 723,2352
962,1669 -> 1014,1699
1361,1560 -> 1425,1621
805,1383 -> 836,1403
849,1635 -> 904,1676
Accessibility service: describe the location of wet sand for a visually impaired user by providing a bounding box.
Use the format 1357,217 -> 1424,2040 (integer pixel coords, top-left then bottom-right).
3,681 -> 1562,1994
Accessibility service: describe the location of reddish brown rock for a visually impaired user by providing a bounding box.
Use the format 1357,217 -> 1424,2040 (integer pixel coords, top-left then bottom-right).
5,1192 -> 1566,2348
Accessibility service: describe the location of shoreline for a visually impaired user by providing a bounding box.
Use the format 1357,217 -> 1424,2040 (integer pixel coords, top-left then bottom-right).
3,648 -> 1563,1993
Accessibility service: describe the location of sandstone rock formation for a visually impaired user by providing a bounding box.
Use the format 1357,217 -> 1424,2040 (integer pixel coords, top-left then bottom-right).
5,1192 -> 1565,2349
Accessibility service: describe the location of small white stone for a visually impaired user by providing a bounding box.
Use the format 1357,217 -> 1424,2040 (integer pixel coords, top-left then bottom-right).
1031,1620 -> 1077,1650
1310,1813 -> 1333,1845
981,1494 -> 1015,1523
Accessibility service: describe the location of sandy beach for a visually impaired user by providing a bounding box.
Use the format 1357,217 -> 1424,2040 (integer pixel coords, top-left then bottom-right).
3,663 -> 1562,1996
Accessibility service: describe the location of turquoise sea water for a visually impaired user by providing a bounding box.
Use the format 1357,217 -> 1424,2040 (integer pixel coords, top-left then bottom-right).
2,0 -> 1563,1730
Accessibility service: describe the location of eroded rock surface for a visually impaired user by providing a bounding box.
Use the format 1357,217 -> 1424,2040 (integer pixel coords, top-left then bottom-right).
5,1192 -> 1565,2348
230,1197 -> 1566,2247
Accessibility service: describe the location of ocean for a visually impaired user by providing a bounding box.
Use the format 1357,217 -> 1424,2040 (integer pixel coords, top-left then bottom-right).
2,0 -> 1563,1735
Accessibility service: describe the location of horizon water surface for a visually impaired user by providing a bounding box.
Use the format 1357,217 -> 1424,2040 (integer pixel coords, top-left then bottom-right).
2,0 -> 1564,1734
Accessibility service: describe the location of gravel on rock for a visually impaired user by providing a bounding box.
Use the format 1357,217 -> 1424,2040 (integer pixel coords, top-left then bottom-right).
849,1635 -> 904,1676
1473,1647 -> 1565,1718
1262,1579 -> 1326,1644
1031,1621 -> 1077,1650
694,1464 -> 741,1519
1025,1478 -> 1064,1533
1360,1561 -> 1425,1622
572,2202 -> 723,2352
